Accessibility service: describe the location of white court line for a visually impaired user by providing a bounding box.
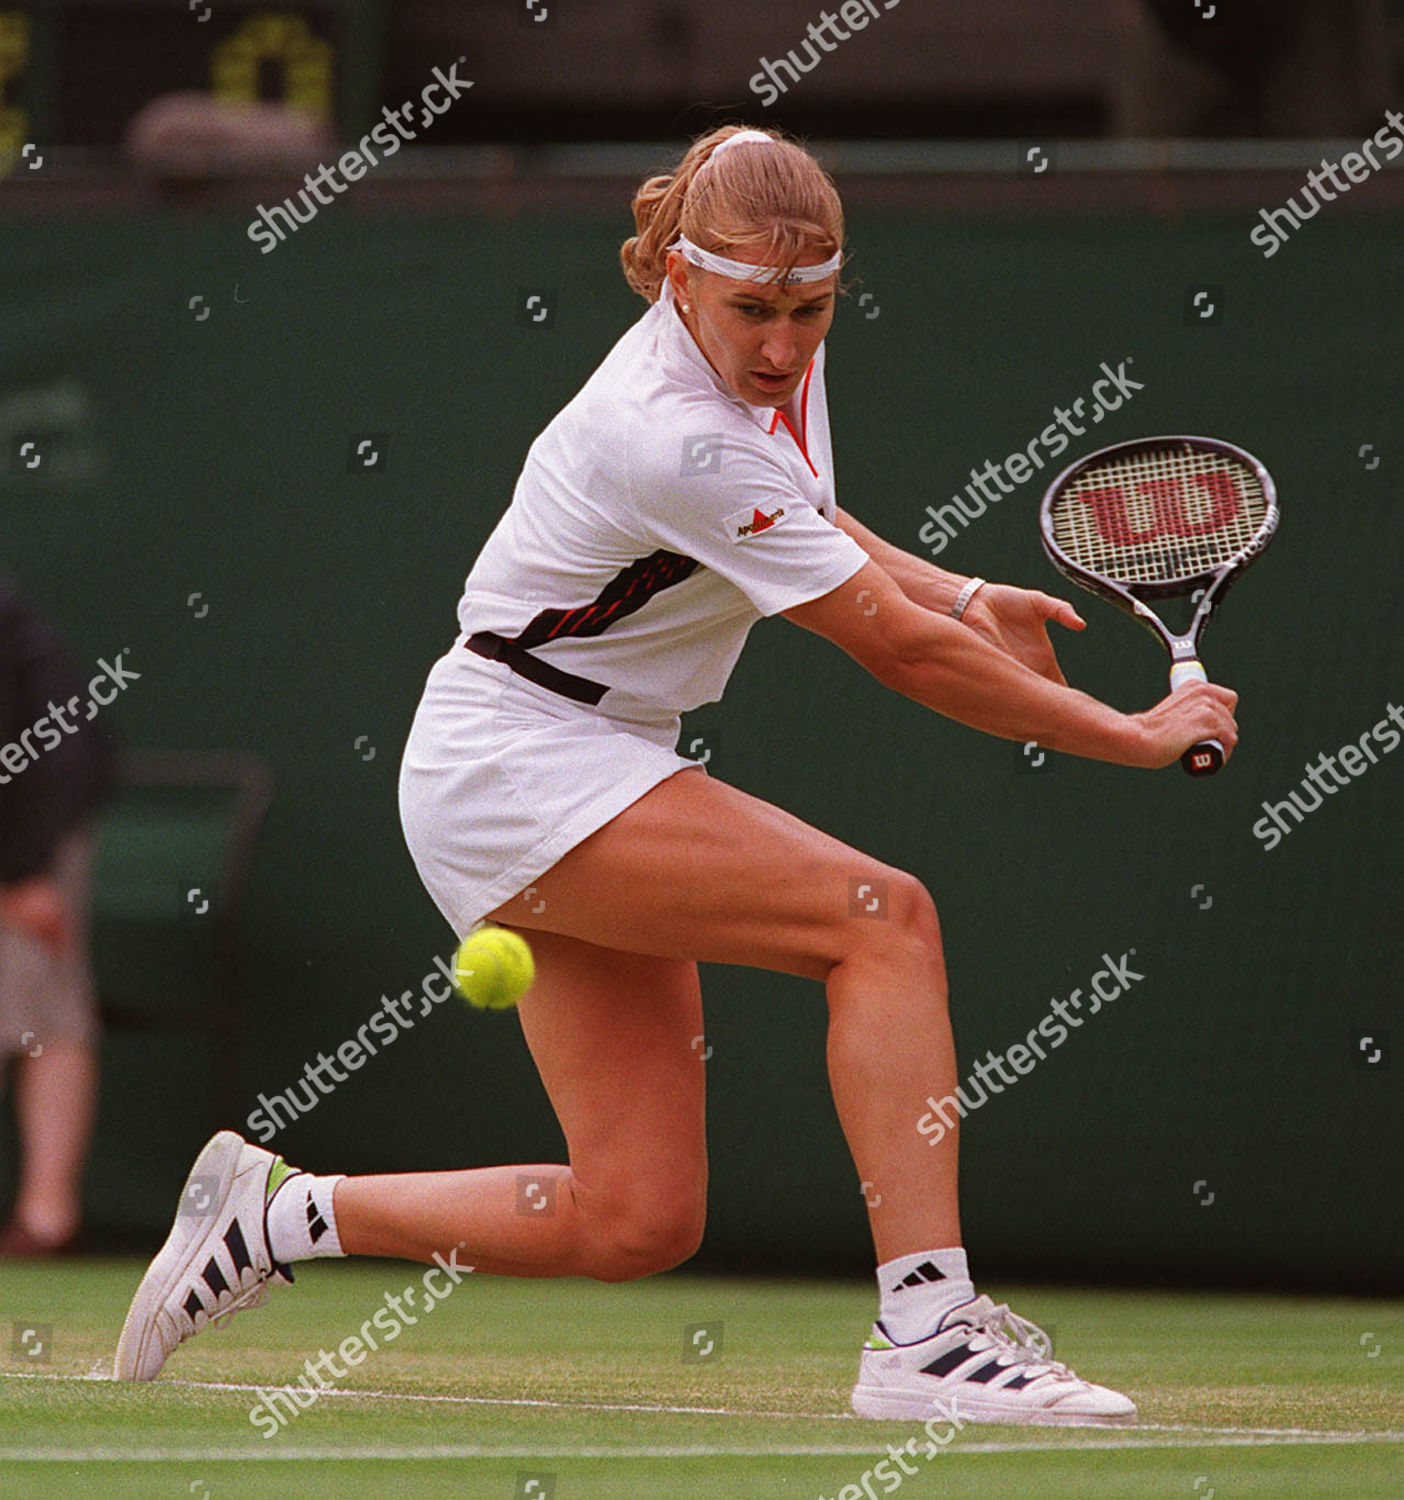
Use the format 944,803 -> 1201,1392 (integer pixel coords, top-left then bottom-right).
0,1369 -> 845,1422
3,1370 -> 1401,1446
0,1434 -> 1401,1462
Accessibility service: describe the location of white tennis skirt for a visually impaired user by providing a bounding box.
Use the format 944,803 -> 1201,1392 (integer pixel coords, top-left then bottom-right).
398,638 -> 705,937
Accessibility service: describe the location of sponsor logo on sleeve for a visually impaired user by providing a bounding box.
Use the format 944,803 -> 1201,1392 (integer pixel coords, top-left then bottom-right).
727,504 -> 787,541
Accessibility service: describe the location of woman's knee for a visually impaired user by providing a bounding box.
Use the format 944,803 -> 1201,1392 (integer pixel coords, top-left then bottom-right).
580,1180 -> 707,1282
842,867 -> 943,962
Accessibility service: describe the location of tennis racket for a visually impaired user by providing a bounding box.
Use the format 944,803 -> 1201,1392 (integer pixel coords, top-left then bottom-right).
1039,435 -> 1278,777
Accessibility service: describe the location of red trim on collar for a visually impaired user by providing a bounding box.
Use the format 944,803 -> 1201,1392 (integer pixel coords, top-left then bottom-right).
767,359 -> 818,478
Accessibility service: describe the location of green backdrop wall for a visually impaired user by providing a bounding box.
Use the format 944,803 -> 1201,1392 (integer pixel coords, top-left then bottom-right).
1,200 -> 1398,1288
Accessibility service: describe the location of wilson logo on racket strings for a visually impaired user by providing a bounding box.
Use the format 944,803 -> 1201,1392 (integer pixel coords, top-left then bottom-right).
1078,472 -> 1241,546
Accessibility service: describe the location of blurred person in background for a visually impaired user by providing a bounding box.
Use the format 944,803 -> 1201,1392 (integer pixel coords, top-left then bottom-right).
0,573 -> 113,1258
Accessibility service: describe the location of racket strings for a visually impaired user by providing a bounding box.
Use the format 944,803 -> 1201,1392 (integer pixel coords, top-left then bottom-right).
1050,449 -> 1269,586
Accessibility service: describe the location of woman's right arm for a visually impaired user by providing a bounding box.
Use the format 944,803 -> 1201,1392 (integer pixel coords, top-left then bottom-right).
782,560 -> 1238,770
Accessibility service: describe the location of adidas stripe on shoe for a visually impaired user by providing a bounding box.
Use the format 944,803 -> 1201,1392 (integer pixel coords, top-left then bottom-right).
851,1295 -> 1136,1426
114,1130 -> 296,1382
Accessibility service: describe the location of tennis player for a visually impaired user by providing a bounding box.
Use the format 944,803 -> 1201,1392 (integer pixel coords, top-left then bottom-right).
117,126 -> 1238,1423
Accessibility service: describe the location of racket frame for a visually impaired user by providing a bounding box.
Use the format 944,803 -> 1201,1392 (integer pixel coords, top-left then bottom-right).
1038,434 -> 1279,776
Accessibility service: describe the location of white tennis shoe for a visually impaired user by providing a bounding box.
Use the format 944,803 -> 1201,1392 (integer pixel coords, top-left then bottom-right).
114,1130 -> 296,1382
851,1295 -> 1137,1425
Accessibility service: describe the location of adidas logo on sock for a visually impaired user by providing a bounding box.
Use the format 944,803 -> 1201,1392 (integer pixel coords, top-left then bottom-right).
890,1260 -> 947,1294
306,1192 -> 328,1245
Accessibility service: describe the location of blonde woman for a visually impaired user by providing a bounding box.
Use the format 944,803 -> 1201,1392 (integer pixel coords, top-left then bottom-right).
118,126 -> 1236,1423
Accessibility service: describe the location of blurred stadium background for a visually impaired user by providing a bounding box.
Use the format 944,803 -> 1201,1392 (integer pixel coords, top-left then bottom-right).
1,0 -> 1401,1300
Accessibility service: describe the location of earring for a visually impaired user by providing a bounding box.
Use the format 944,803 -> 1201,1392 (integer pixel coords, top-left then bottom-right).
682,303 -> 691,313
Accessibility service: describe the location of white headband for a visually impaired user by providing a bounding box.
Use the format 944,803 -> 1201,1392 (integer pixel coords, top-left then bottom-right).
671,233 -> 842,286
709,128 -> 775,157
669,131 -> 843,285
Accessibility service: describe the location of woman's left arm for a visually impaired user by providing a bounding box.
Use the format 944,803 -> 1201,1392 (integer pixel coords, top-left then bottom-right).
832,506 -> 970,613
831,505 -> 1087,685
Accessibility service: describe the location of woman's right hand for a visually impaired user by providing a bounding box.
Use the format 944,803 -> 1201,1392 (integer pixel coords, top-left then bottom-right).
1124,681 -> 1240,769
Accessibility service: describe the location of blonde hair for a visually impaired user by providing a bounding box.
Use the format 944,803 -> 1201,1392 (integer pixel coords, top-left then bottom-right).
620,124 -> 845,304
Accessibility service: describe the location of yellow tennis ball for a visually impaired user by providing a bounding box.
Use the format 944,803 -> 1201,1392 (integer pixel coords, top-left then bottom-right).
452,925 -> 534,1010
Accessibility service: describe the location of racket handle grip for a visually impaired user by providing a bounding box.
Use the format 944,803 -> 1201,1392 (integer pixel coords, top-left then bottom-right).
1169,659 -> 1223,778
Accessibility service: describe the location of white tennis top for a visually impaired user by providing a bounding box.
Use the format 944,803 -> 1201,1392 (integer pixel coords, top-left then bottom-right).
456,276 -> 870,725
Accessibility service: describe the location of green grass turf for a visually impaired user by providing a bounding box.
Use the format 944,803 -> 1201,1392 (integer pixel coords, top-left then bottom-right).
1,1261 -> 1399,1497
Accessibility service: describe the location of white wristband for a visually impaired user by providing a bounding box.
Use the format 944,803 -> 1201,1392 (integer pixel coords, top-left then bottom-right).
950,576 -> 987,622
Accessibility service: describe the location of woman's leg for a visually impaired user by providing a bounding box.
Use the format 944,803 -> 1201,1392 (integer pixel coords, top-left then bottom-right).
335,928 -> 707,1278
338,765 -> 958,1268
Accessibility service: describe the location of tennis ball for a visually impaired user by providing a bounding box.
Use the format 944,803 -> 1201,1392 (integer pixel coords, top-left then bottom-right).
452,925 -> 535,1010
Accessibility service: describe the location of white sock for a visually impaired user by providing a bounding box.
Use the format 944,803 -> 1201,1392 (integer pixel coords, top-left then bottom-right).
265,1171 -> 347,1263
876,1247 -> 976,1344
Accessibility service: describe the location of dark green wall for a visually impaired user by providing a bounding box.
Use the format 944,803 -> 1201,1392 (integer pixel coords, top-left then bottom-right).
1,203 -> 1398,1287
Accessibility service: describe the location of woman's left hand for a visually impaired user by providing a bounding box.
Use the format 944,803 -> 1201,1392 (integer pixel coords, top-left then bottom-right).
960,583 -> 1086,686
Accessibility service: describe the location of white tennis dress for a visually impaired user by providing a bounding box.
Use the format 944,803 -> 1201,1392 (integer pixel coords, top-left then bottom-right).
399,277 -> 869,936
